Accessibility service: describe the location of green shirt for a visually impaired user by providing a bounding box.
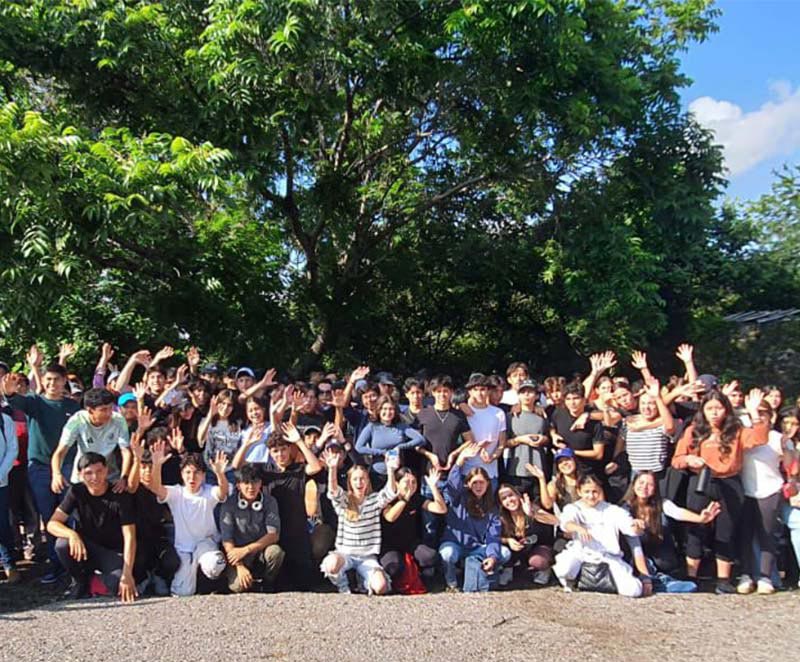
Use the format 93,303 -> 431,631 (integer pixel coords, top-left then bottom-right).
8,394 -> 81,466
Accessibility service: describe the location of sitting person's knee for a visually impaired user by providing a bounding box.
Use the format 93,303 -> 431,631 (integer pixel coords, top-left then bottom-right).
369,570 -> 388,595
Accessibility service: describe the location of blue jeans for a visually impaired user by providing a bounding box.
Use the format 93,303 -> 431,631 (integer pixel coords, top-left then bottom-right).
0,485 -> 15,570
28,460 -> 63,569
438,541 -> 511,590
421,479 -> 447,547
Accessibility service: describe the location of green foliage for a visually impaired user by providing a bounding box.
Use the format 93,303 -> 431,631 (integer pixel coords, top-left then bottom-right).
0,0 -> 752,377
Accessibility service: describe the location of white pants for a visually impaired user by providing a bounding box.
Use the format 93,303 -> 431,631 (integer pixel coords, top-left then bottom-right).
554,546 -> 642,598
172,538 -> 226,597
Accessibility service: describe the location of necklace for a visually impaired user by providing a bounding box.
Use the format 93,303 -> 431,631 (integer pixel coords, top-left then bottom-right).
434,409 -> 450,424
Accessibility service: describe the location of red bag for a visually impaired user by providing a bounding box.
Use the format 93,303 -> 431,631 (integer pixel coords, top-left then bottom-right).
393,552 -> 427,595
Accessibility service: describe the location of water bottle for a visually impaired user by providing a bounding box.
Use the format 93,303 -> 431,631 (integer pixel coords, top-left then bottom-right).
695,465 -> 711,496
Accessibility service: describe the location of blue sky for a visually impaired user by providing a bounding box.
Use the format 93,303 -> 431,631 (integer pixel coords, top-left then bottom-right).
680,0 -> 800,202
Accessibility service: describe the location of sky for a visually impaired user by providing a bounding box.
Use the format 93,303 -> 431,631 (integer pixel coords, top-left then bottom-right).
680,0 -> 800,203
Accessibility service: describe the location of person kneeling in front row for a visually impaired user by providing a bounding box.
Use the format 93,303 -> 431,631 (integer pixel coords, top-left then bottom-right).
147,441 -> 229,596
47,452 -> 140,602
220,463 -> 285,593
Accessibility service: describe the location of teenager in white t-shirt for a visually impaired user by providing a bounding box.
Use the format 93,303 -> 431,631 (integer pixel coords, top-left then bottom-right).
148,440 -> 229,596
462,374 -> 506,487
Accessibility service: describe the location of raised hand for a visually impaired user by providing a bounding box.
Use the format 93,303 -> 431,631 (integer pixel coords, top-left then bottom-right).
424,466 -> 441,490
675,343 -> 694,364
721,380 -> 740,397
186,346 -> 201,368
322,448 -> 339,468
282,422 -> 302,444
132,382 -> 147,402
168,428 -> 185,454
349,365 -> 370,384
100,342 -> 115,364
319,422 -> 337,446
459,442 -> 481,461
745,388 -> 765,419
131,349 -> 152,368
208,395 -> 219,417
525,462 -> 544,480
153,346 -> 175,364
291,389 -> 304,410
631,350 -> 648,372
137,406 -> 154,432
26,344 -> 43,368
260,368 -> 277,388
521,493 -> 533,517
58,342 -> 76,364
210,450 -> 228,474
645,376 -> 660,399
175,364 -> 190,385
149,440 -> 170,466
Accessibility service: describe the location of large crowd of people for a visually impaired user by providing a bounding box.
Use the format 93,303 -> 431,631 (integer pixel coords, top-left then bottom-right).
0,341 -> 798,601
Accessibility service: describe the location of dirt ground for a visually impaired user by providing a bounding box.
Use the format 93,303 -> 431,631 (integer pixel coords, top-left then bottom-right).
0,568 -> 793,662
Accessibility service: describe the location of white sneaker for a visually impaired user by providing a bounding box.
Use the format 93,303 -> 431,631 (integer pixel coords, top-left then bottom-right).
756,578 -> 775,595
499,567 -> 513,586
736,575 -> 755,594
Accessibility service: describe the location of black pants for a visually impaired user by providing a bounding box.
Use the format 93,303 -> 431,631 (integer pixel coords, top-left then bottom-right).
739,493 -> 782,577
380,543 -> 437,578
55,537 -> 146,592
139,537 -> 180,581
685,473 -> 744,562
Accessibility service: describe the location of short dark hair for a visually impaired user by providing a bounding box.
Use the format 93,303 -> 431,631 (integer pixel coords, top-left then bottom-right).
403,377 -> 423,393
179,453 -> 206,472
189,379 -> 211,394
267,430 -> 289,449
78,452 -> 107,471
564,382 -> 585,399
145,427 -> 169,446
44,363 -> 67,378
486,374 -> 504,389
429,375 -> 454,391
506,361 -> 529,377
235,463 -> 263,484
83,388 -> 115,409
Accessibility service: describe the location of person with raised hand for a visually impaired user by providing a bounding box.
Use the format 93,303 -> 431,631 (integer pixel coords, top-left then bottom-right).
146,441 -> 229,596
47,452 -> 141,602
198,390 -> 242,485
582,351 -> 617,400
438,442 -> 508,592
671,387 -> 769,594
2,360 -> 80,583
320,450 -> 398,595
380,466 -> 447,590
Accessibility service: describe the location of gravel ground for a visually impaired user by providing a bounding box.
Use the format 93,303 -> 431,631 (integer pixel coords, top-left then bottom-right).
0,587 -> 793,662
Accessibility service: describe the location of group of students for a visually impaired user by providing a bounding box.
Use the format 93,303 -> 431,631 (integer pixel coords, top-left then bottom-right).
0,341 -> 798,601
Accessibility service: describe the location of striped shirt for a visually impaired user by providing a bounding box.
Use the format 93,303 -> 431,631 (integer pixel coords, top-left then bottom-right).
623,423 -> 671,472
329,484 -> 396,557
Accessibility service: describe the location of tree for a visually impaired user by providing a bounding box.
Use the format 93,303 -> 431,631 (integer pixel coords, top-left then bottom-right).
0,0 -> 721,371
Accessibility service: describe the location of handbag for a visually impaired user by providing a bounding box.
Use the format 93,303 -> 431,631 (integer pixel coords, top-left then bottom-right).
576,562 -> 617,594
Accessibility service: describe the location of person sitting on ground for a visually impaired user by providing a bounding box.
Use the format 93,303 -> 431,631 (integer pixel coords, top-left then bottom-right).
220,463 -> 285,593
553,473 -> 650,598
47,452 -> 140,602
320,450 -> 398,595
380,467 -> 447,590
146,441 -> 229,596
438,442 -> 509,592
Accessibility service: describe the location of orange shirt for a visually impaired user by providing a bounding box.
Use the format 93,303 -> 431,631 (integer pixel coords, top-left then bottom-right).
671,421 -> 769,478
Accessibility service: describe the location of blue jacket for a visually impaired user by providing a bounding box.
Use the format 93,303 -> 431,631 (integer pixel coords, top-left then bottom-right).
441,465 -> 502,560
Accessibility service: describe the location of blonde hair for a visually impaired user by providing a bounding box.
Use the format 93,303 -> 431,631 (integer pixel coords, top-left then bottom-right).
344,465 -> 373,522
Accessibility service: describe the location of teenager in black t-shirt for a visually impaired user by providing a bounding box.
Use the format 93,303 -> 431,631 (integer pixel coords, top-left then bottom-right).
550,383 -> 605,477
47,452 -> 141,601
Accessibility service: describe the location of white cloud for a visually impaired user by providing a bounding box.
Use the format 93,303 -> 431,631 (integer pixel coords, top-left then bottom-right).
689,80 -> 800,176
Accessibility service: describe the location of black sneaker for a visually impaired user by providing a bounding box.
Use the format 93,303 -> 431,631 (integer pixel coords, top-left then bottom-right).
715,580 -> 736,595
65,578 -> 89,600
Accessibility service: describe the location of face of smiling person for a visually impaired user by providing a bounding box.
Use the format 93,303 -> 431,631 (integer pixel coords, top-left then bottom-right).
247,401 -> 265,425
498,487 -> 520,512
633,473 -> 655,500
81,462 -> 109,495
349,467 -> 370,497
379,401 -> 396,425
578,480 -> 603,508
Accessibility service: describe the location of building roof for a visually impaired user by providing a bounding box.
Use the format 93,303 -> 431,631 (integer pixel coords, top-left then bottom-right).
723,309 -> 800,324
